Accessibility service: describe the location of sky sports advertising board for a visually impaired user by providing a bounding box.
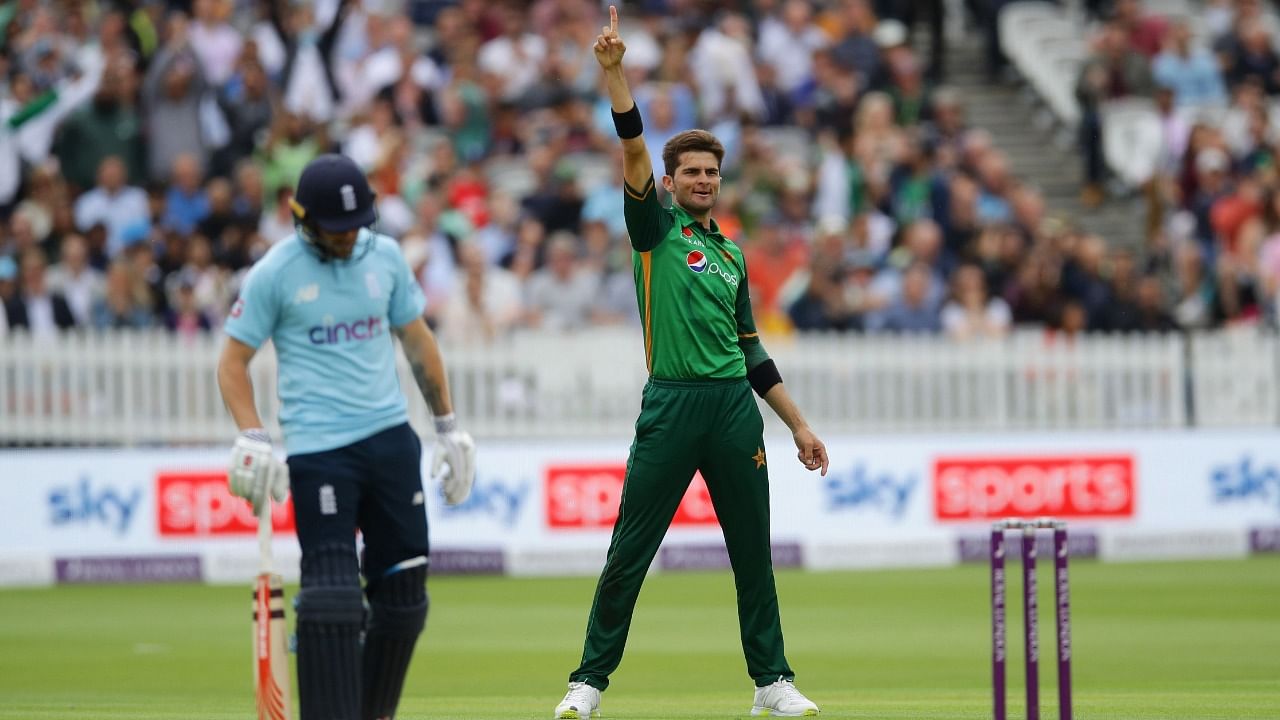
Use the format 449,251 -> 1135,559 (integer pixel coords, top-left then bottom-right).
0,431 -> 1277,584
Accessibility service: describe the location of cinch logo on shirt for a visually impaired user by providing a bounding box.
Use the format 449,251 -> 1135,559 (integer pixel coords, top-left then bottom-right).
308,315 -> 384,345
686,250 -> 707,273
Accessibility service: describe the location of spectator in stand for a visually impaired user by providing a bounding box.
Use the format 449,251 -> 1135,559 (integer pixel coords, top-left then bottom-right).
1133,274 -> 1179,330
1171,241 -> 1217,328
887,45 -> 934,129
522,231 -> 598,331
341,13 -> 441,120
269,0 -> 351,123
92,260 -> 155,330
881,261 -> 943,332
258,186 -> 296,247
5,247 -> 77,336
1112,0 -> 1169,58
197,178 -> 239,248
1222,23 -> 1280,94
143,13 -> 210,183
1153,20 -> 1228,108
257,111 -> 326,203
438,49 -> 492,163
974,150 -> 1014,224
52,57 -> 145,191
1062,234 -> 1114,327
73,156 -> 151,259
789,229 -> 865,331
1215,0 -> 1280,93
164,271 -> 214,335
172,233 -> 231,326
161,154 -> 211,236
232,162 -> 266,229
941,173 -> 981,259
888,133 -> 945,227
212,58 -> 274,178
940,262 -> 1011,339
804,49 -> 860,137
1075,22 -> 1154,207
921,87 -> 968,160
437,241 -> 522,346
1210,173 -> 1264,260
521,150 -> 584,234
1057,300 -> 1089,336
2,211 -> 45,262
1189,147 -> 1234,250
1202,0 -> 1239,43
477,2 -> 548,103
755,60 -> 797,126
1006,249 -> 1067,327
828,0 -> 883,87
743,213 -> 811,332
46,234 -> 105,328
758,0 -> 831,99
189,0 -> 243,87
968,224 -> 1016,297
343,96 -> 406,195
7,166 -> 66,256
689,11 -> 766,123
870,218 -> 947,323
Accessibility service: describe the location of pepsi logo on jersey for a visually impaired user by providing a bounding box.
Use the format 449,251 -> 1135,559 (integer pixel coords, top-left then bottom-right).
685,250 -> 739,287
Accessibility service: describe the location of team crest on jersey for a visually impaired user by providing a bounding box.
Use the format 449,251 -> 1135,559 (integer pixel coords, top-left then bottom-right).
686,250 -> 707,273
365,271 -> 382,298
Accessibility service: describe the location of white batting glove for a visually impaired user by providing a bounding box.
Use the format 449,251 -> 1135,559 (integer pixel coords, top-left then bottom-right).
228,429 -> 290,512
431,414 -> 476,506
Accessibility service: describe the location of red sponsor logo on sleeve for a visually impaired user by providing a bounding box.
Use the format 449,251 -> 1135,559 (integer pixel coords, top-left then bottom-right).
933,454 -> 1135,520
230,298 -> 244,318
157,471 -> 294,536
545,464 -> 718,529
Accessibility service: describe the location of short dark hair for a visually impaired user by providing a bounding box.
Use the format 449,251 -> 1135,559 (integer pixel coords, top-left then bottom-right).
662,130 -> 725,177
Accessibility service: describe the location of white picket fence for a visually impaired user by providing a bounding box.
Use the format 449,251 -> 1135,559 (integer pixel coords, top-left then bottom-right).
0,328 -> 1275,445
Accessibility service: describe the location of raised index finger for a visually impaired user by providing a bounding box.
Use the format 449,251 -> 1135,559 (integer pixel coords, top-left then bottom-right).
610,4 -> 618,33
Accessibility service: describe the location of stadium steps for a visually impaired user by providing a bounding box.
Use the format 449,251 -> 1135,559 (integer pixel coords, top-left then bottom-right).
937,33 -> 1145,250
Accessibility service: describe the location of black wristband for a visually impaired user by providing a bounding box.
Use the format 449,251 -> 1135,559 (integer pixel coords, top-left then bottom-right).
747,359 -> 783,398
612,103 -> 643,139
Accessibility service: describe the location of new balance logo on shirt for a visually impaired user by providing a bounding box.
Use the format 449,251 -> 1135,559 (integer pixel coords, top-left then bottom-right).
293,284 -> 320,305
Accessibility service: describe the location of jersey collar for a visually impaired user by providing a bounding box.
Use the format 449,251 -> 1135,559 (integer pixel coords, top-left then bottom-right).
672,203 -> 721,237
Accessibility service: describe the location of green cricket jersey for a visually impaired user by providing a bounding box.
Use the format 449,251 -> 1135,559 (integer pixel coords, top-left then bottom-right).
623,175 -> 770,380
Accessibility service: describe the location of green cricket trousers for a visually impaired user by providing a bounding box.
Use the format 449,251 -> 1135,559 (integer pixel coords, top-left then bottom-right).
569,377 -> 794,690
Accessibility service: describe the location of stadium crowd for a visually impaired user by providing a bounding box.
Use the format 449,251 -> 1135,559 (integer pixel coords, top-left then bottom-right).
0,0 -> 1275,346
1076,0 -> 1280,329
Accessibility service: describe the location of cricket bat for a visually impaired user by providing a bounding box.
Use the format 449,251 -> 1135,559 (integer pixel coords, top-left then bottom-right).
253,501 -> 292,720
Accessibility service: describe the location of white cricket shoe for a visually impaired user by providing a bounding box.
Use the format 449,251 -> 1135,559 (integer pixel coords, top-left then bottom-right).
554,681 -> 602,719
750,679 -> 820,716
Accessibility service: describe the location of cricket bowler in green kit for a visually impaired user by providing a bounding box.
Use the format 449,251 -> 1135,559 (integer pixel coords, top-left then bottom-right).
553,7 -> 830,719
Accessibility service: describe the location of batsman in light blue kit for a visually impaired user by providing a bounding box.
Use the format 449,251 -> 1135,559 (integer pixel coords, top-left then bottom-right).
217,154 -> 477,720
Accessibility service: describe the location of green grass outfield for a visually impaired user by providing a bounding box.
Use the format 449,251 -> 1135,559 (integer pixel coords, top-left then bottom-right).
1,557 -> 1277,719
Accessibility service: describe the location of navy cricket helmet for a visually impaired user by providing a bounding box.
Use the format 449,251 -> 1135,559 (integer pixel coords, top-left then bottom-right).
290,154 -> 376,232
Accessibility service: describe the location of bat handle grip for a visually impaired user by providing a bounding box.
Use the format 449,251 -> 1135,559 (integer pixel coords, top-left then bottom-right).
257,500 -> 273,574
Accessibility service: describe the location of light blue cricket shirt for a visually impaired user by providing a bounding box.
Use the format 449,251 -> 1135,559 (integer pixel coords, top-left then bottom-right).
224,230 -> 426,455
